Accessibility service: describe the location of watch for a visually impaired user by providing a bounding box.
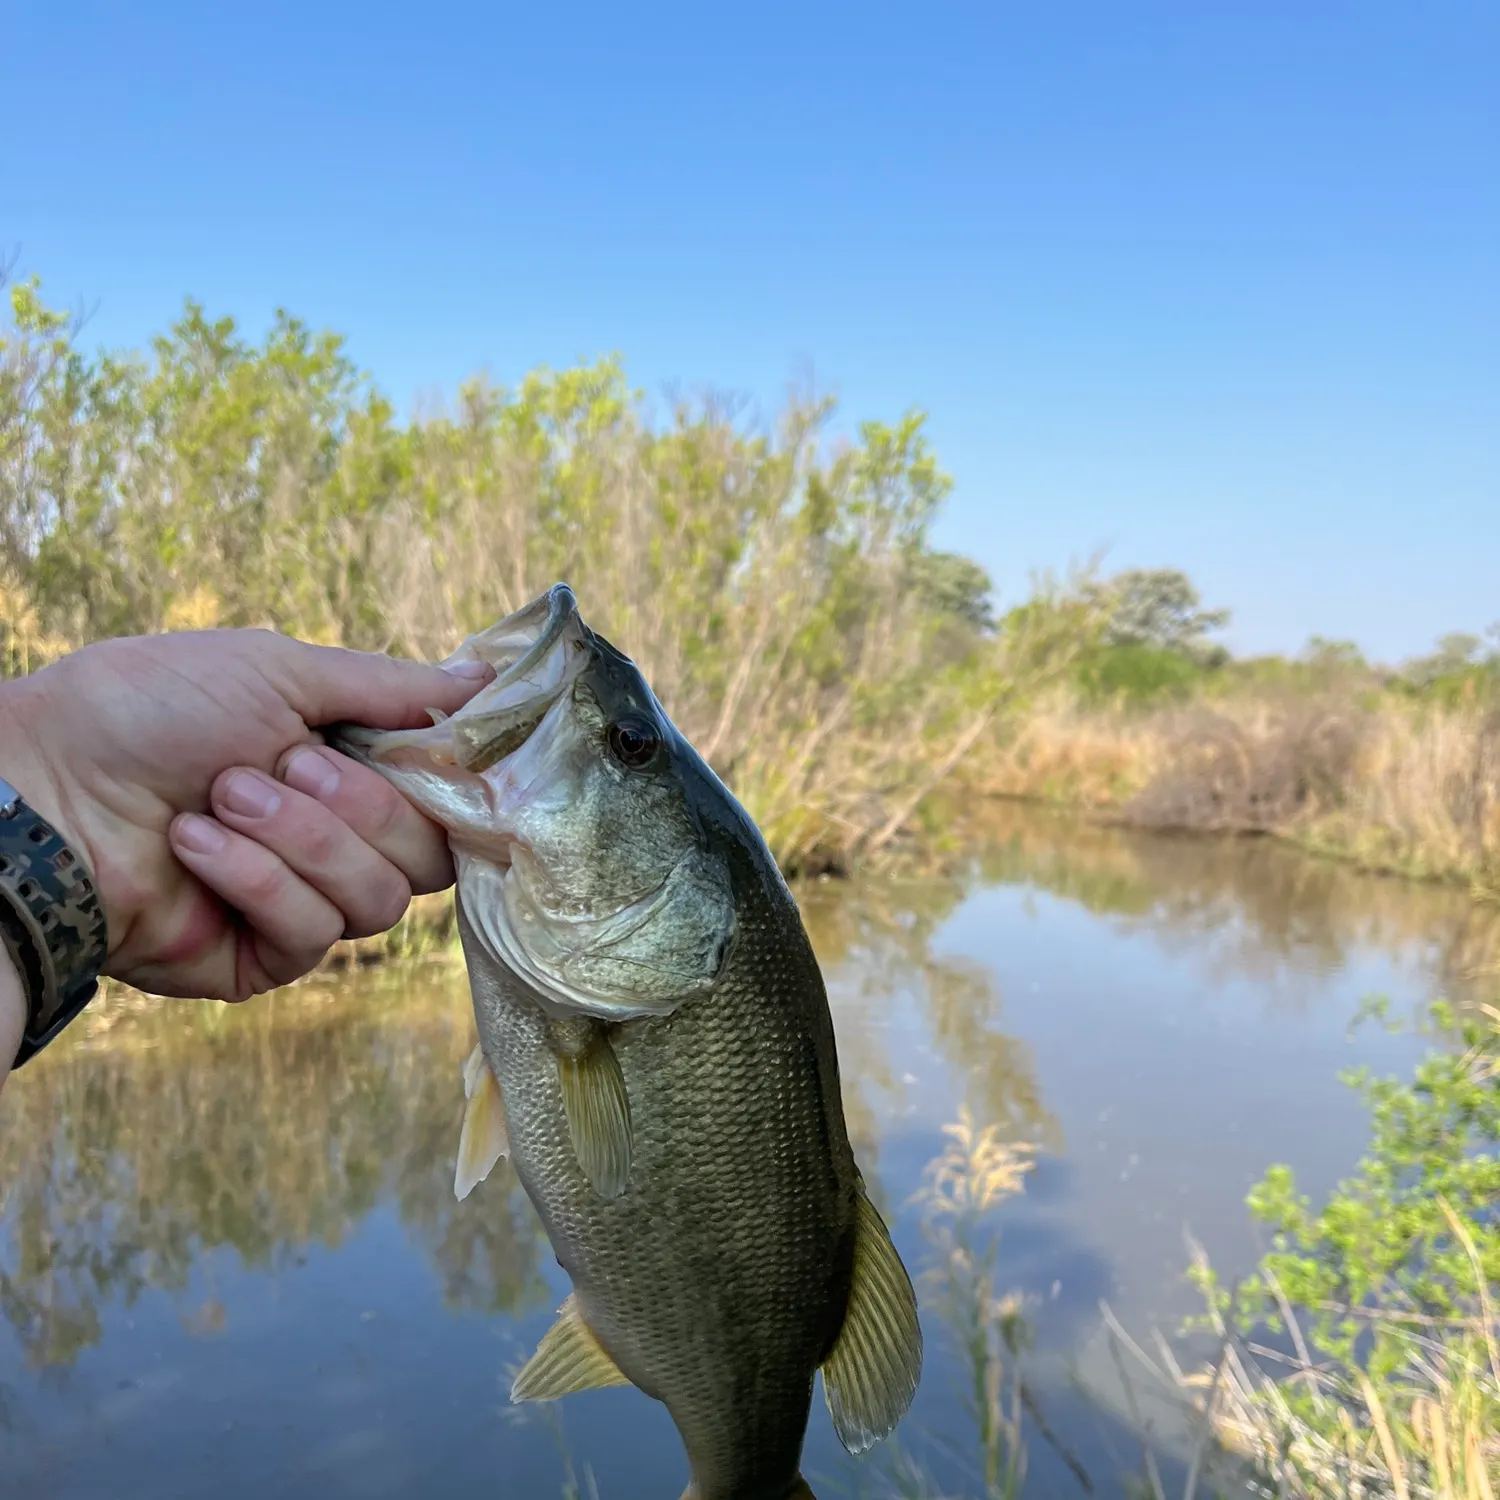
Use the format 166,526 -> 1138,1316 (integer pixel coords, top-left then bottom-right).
0,776 -> 109,1068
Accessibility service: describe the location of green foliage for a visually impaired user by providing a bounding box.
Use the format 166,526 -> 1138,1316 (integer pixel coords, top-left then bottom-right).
1196,1001 -> 1500,1429
1060,568 -> 1234,706
1075,641 -> 1214,704
1397,631 -> 1500,707
0,269 -> 1097,873
1302,635 -> 1369,673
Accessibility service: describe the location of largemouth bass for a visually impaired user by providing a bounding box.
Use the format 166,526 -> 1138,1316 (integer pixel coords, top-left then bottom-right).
331,584 -> 921,1500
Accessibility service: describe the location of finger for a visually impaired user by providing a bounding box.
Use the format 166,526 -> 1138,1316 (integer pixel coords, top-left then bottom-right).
275,745 -> 455,894
207,768 -> 414,939
168,813 -> 347,995
266,635 -> 493,732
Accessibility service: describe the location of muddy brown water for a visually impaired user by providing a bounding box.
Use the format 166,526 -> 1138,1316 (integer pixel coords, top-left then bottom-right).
2,807 -> 1495,1498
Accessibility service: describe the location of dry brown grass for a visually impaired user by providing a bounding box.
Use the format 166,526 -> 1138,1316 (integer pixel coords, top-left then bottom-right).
1314,706 -> 1500,889
974,695 -> 1500,896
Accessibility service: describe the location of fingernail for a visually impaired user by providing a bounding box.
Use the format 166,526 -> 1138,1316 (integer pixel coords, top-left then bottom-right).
174,813 -> 227,855
222,770 -> 282,819
441,658 -> 492,680
283,747 -> 340,800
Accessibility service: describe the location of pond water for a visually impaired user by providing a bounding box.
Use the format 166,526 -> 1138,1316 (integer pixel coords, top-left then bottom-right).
2,806 -> 1496,1499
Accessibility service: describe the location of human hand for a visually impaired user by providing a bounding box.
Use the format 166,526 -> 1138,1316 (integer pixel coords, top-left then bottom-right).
0,630 -> 488,1003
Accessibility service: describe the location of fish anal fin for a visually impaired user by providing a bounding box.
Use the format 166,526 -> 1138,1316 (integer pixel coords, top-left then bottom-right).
511,1294 -> 631,1402
821,1185 -> 924,1453
554,1030 -> 632,1199
455,1043 -> 508,1202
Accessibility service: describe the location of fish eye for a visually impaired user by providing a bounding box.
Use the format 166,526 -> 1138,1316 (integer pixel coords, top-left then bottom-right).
607,715 -> 660,770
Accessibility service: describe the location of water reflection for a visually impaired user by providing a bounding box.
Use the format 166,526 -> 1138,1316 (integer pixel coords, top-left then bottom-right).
969,803 -> 1499,1006
802,875 -> 1060,1154
1,807 -> 1496,1496
0,967 -> 547,1370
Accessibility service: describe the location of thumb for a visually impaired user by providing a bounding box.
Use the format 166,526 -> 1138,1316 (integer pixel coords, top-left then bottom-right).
273,638 -> 493,731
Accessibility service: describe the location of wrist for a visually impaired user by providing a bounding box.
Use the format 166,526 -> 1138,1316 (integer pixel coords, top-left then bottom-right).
0,673 -> 110,1066
0,674 -> 89,860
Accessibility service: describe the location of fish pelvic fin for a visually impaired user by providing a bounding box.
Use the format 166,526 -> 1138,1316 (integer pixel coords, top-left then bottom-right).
821,1184 -> 924,1454
454,1043 -> 508,1201
511,1294 -> 632,1402
554,1027 -> 632,1199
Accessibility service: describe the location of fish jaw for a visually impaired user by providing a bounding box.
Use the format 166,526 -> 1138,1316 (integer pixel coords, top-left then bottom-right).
441,582 -> 579,679
325,582 -> 587,847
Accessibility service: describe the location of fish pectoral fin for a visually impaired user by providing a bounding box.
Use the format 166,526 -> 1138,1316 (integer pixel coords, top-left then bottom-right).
511,1294 -> 632,1402
555,1031 -> 632,1199
821,1185 -> 924,1454
454,1043 -> 509,1202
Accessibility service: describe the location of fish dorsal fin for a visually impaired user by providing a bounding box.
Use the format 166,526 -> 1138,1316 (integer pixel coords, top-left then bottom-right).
511,1294 -> 632,1402
553,1026 -> 632,1199
454,1043 -> 509,1202
821,1184 -> 924,1453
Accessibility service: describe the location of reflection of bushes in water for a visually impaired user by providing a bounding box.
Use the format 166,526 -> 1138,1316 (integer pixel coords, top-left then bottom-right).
0,869 -> 1053,1373
966,803 -> 1500,1007
800,877 -> 1059,1156
0,972 -> 547,1368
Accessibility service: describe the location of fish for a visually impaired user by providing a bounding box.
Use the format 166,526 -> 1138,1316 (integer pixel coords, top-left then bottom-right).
329,583 -> 921,1500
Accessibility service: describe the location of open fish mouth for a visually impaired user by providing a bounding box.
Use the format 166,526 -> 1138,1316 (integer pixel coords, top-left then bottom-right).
327,583 -> 588,776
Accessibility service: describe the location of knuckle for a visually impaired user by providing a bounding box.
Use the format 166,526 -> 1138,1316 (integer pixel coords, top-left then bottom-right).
244,626 -> 293,653
296,817 -> 342,867
361,779 -> 406,837
239,860 -> 288,910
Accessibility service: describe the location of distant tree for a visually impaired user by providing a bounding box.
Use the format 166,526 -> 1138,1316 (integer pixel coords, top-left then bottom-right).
1103,568 -> 1230,660
909,548 -> 996,632
1300,635 -> 1367,671
1404,632 -> 1484,686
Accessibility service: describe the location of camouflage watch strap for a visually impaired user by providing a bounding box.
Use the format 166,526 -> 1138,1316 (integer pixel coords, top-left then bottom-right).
0,777 -> 109,1068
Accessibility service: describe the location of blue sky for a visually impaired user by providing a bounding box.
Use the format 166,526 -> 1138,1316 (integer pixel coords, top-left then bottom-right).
5,1 -> 1496,662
